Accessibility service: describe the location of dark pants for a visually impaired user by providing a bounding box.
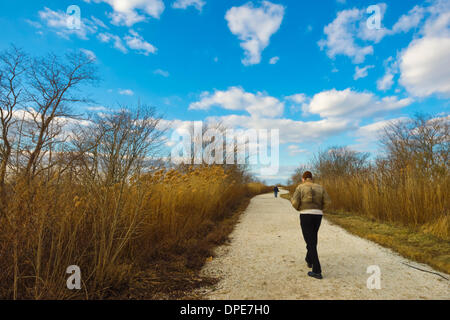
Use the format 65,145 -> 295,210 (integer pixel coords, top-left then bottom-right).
300,214 -> 322,274
274,192 -> 278,198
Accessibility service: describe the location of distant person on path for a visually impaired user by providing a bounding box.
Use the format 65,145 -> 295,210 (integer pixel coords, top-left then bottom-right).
273,186 -> 279,198
290,171 -> 331,279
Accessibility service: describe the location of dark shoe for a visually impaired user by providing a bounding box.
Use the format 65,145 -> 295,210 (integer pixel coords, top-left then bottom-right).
305,259 -> 312,268
308,271 -> 323,279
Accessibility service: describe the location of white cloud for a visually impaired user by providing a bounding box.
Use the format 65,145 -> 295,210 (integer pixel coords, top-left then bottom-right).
399,8 -> 450,97
154,69 -> 170,77
377,73 -> 394,91
98,32 -> 128,53
356,117 -> 408,142
189,87 -> 284,118
318,3 -> 430,64
119,89 -> 134,96
304,88 -> 413,119
377,56 -> 398,91
318,8 -> 373,63
36,6 -> 156,55
38,7 -> 98,39
124,29 -> 157,55
353,65 -> 374,80
25,19 -> 42,29
84,0 -> 165,26
188,86 -> 412,146
400,37 -> 450,97
269,56 -> 279,64
98,30 -> 157,55
357,3 -> 391,43
86,106 -> 109,112
225,1 -> 285,66
80,48 -> 97,61
392,5 -> 426,33
206,114 -> 353,144
285,93 -> 306,104
172,0 -> 206,11
91,15 -> 109,29
352,117 -> 409,151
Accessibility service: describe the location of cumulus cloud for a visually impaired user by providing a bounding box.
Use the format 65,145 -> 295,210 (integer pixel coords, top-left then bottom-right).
318,3 -> 433,64
399,6 -> 450,97
189,87 -> 284,118
225,1 -> 285,66
172,0 -> 206,11
303,88 -> 413,119
318,8 -> 374,63
320,1 -> 450,94
188,86 -> 413,145
84,0 -> 165,26
187,87 -> 361,144
206,114 -> 353,144
400,37 -> 450,97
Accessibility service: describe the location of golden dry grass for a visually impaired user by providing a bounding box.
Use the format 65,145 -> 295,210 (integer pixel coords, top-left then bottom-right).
318,167 -> 449,241
0,166 -> 271,299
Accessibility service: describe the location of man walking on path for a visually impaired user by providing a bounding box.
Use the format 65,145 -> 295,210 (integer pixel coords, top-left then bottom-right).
290,171 -> 331,279
273,186 -> 279,198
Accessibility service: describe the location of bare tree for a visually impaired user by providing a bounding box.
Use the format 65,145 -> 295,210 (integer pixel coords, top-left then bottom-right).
0,46 -> 27,190
312,146 -> 370,178
20,51 -> 98,179
86,105 -> 166,185
169,121 -> 252,184
380,113 -> 449,178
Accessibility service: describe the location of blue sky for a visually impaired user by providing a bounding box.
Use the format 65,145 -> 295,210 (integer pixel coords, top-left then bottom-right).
0,0 -> 449,183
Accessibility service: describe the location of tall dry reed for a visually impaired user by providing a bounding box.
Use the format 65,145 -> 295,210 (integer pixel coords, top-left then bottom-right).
0,166 -> 269,299
319,166 -> 449,240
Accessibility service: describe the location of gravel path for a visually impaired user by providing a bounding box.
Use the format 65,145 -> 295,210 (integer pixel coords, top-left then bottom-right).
198,190 -> 449,300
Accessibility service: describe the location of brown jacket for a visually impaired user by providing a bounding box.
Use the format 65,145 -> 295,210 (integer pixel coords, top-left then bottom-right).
291,179 -> 331,212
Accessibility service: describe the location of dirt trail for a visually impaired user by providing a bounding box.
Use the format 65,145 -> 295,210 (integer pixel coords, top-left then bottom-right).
198,189 -> 449,300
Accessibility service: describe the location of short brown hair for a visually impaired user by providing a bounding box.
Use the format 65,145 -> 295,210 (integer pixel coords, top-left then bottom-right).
302,171 -> 313,180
